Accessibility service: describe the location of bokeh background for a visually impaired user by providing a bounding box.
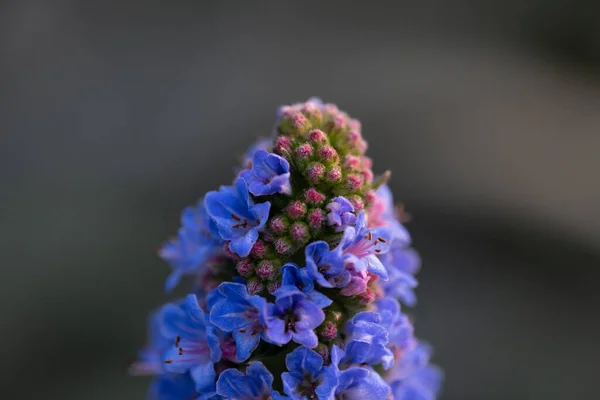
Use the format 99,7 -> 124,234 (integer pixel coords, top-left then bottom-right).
2,1 -> 599,399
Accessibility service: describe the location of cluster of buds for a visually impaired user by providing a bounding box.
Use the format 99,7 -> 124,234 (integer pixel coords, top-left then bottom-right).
132,98 -> 442,400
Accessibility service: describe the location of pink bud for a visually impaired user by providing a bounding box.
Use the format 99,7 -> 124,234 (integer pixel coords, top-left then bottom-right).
319,321 -> 338,341
274,237 -> 293,255
250,239 -> 268,258
343,155 -> 361,170
295,143 -> 313,159
325,166 -> 342,182
346,174 -> 364,191
361,168 -> 374,183
349,195 -> 364,212
290,222 -> 309,243
306,162 -> 325,184
236,259 -> 255,277
267,278 -> 282,293
308,129 -> 327,144
318,145 -> 338,162
305,188 -> 326,205
332,115 -> 347,130
286,201 -> 307,219
256,260 -> 275,279
324,103 -> 339,115
302,102 -> 323,124
291,112 -> 310,132
357,287 -> 376,306
270,215 -> 289,234
247,278 -> 264,295
315,343 -> 330,362
274,136 -> 292,154
349,118 -> 361,133
347,131 -> 361,144
308,208 -> 326,229
365,190 -> 377,205
361,156 -> 373,170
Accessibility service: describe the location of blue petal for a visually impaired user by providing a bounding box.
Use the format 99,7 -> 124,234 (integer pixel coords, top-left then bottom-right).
246,362 -> 275,393
229,228 -> 258,257
307,290 -> 333,308
285,346 -> 324,379
315,366 -> 338,399
292,329 -> 319,348
232,329 -> 261,362
216,368 -> 249,398
190,362 -> 216,394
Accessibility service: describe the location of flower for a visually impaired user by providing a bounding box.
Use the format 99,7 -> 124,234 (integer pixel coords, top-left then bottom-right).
344,311 -> 394,370
337,211 -> 392,280
367,184 -> 410,243
305,241 -> 349,289
281,263 -> 333,308
160,295 -> 221,393
241,149 -> 292,196
204,178 -> 271,257
208,282 -> 271,361
331,346 -> 392,400
380,246 -> 420,306
266,286 -> 325,348
281,346 -> 338,400
216,362 -> 289,400
376,297 -> 415,358
387,343 -> 443,400
149,373 -> 221,400
159,199 -> 223,292
241,137 -> 273,170
326,196 -> 357,232
130,309 -> 169,376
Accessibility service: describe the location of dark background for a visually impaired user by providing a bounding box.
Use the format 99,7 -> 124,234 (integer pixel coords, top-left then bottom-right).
2,1 -> 599,399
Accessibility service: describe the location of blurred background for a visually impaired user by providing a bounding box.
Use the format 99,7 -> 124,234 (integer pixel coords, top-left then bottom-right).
1,1 -> 599,399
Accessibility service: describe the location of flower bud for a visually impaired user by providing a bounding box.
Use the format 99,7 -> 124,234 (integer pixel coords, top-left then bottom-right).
286,201 -> 307,220
308,129 -> 327,144
267,277 -> 282,293
236,259 -> 255,277
290,222 -> 310,244
274,237 -> 293,255
274,136 -> 292,154
305,188 -> 326,205
314,343 -> 330,362
348,195 -> 364,212
307,208 -> 326,229
250,239 -> 268,258
302,102 -> 323,126
343,155 -> 361,171
270,215 -> 290,235
318,145 -> 338,163
247,277 -> 265,295
345,174 -> 364,192
356,287 -> 376,306
361,168 -> 374,184
295,143 -> 313,159
325,166 -> 342,183
256,260 -> 276,279
318,321 -> 338,341
306,162 -> 325,184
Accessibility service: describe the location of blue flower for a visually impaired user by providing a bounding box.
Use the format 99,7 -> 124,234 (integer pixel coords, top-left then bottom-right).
281,346 -> 338,400
159,295 -> 221,394
337,211 -> 392,280
240,137 -> 273,170
380,244 -> 420,306
326,196 -> 357,232
344,311 -> 394,370
266,286 -> 325,348
281,263 -> 333,308
376,297 -> 415,357
148,373 -> 221,400
305,241 -> 349,289
208,282 -> 271,362
159,199 -> 223,292
241,149 -> 292,196
368,184 -> 411,243
216,362 -> 289,400
204,178 -> 271,257
387,343 -> 443,400
330,346 -> 392,400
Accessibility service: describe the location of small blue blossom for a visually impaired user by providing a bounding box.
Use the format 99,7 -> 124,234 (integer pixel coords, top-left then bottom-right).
380,239 -> 421,305
204,178 -> 271,257
130,309 -> 169,376
344,311 -> 394,370
337,211 -> 392,280
368,184 -> 411,243
149,373 -> 220,400
281,346 -> 338,400
208,282 -> 271,362
159,199 -> 223,292
281,263 -> 333,308
266,286 -> 325,348
216,362 -> 289,400
305,241 -> 349,289
387,343 -> 443,400
376,297 -> 415,358
241,137 -> 273,170
326,196 -> 357,232
241,149 -> 292,196
331,346 -> 391,400
160,295 -> 221,394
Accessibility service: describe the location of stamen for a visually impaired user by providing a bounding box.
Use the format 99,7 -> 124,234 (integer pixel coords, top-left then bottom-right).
231,213 -> 241,221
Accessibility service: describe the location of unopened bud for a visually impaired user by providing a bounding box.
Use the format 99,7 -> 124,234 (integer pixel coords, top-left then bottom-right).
295,143 -> 313,159
308,129 -> 327,144
256,260 -> 276,279
236,259 -> 255,277
361,168 -> 374,184
247,278 -> 265,295
290,222 -> 310,244
325,166 -> 342,183
306,162 -> 325,184
267,277 -> 282,293
305,188 -> 326,205
343,155 -> 361,170
348,195 -> 364,212
357,287 -> 376,306
286,201 -> 307,220
319,321 -> 338,341
270,215 -> 290,235
346,174 -> 364,192
302,102 -> 323,126
250,239 -> 268,258
315,343 -> 330,362
318,145 -> 338,162
308,208 -> 326,229
274,136 -> 292,154
274,237 -> 293,255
